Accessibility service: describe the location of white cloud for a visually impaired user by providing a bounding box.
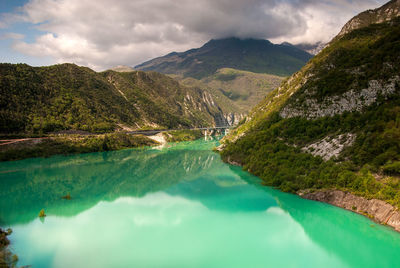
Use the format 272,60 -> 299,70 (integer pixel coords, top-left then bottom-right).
4,0 -> 387,70
271,0 -> 386,44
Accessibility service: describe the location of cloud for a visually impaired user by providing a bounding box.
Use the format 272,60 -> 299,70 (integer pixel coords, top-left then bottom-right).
4,0 -> 386,70
0,32 -> 25,40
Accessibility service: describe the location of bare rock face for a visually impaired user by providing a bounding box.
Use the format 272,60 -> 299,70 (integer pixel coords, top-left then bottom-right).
280,76 -> 399,119
337,0 -> 400,38
224,113 -> 245,126
300,190 -> 400,232
302,133 -> 356,161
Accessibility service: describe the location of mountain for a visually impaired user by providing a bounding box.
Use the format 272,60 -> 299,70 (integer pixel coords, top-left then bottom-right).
175,68 -> 284,114
337,0 -> 400,37
135,37 -> 312,79
220,2 -> 400,209
110,65 -> 135,72
0,63 -> 234,134
294,42 -> 326,55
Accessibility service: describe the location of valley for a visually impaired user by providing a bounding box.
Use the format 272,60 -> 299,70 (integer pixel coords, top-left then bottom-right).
1,0 -> 400,267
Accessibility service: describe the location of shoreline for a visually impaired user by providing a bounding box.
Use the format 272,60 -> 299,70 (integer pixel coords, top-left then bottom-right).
0,133 -> 159,162
0,130 -> 206,162
224,158 -> 400,233
299,190 -> 400,232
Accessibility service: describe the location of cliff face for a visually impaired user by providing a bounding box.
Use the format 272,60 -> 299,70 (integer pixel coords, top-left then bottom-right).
301,190 -> 400,232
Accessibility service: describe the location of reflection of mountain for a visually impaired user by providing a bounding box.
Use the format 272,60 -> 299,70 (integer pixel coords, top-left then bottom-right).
0,140 -> 225,225
0,139 -> 278,225
252,185 -> 400,267
279,198 -> 400,267
3,140 -> 400,267
166,166 -> 277,212
235,172 -> 400,267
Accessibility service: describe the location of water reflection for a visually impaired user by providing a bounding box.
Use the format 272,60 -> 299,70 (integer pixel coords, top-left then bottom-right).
1,139 -> 400,268
0,140 -> 230,224
11,193 -> 347,268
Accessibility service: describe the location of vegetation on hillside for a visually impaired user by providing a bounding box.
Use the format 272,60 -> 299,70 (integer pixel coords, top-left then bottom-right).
221,17 -> 400,207
0,133 -> 159,161
136,37 -> 312,79
0,64 -> 226,135
163,130 -> 203,142
177,68 -> 284,113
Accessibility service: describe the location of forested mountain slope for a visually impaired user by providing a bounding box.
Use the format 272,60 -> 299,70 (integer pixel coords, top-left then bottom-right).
220,4 -> 400,208
0,63 -> 231,134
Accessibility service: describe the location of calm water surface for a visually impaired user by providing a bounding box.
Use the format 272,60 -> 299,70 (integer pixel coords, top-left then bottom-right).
0,138 -> 399,268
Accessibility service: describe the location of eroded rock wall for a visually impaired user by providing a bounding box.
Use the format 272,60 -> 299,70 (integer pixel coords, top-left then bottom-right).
300,190 -> 400,232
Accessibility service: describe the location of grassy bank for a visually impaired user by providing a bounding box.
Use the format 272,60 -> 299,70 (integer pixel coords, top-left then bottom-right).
0,133 -> 159,161
163,130 -> 203,142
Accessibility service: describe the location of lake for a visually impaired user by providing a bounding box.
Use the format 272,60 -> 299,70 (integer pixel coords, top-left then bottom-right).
0,138 -> 399,267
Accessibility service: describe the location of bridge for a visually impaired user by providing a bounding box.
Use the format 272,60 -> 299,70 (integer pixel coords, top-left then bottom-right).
126,126 -> 233,137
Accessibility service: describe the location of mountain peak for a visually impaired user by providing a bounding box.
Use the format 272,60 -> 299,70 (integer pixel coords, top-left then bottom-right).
337,0 -> 400,37
201,37 -> 273,50
135,37 -> 312,79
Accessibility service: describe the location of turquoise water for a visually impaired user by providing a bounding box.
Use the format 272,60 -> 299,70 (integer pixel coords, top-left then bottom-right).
0,138 -> 400,268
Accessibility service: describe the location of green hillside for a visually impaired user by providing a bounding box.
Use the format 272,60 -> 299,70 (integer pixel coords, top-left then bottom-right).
176,68 -> 284,113
135,37 -> 312,79
0,63 -> 229,135
220,13 -> 400,207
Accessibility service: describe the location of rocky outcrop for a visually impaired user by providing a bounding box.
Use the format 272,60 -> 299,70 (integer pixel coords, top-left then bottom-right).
302,133 -> 356,161
280,76 -> 399,119
223,113 -> 245,126
337,0 -> 400,38
300,190 -> 400,232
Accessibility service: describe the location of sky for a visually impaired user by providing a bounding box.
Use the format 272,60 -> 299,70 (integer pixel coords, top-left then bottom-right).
0,0 -> 387,71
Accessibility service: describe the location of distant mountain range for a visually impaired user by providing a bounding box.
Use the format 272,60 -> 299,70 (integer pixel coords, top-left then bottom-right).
135,37 -> 312,79
0,37 -> 315,136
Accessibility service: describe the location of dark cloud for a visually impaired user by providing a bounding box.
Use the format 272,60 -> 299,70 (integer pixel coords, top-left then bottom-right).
2,0 -> 386,70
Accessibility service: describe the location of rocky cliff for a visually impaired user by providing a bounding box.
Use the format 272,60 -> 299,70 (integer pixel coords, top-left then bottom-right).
301,190 -> 400,232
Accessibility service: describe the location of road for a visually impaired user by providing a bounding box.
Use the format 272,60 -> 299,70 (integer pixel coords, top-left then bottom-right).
0,126 -> 232,146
